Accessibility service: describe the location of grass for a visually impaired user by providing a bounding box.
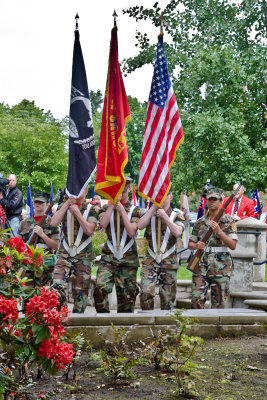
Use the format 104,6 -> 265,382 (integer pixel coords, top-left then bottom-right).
92,261 -> 192,280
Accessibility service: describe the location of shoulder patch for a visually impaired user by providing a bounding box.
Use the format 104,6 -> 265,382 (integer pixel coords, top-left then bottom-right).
177,213 -> 185,221
231,222 -> 237,233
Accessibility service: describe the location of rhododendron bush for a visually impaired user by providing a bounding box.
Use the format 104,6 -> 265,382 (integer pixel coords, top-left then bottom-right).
0,222 -> 75,397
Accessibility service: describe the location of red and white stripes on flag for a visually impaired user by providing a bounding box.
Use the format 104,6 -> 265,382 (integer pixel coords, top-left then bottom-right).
138,35 -> 183,207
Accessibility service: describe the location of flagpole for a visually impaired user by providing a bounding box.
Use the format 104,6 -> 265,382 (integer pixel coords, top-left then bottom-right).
157,217 -> 161,256
159,12 -> 165,35
112,9 -> 120,252
116,210 -> 120,252
156,13 -> 165,257
70,12 -> 80,249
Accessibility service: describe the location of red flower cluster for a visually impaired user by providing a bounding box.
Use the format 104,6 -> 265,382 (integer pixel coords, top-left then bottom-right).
0,255 -> 13,275
0,295 -> 18,323
38,339 -> 75,370
7,237 -> 26,253
0,205 -> 6,225
25,288 -> 74,370
25,287 -> 60,313
6,238 -> 43,267
25,288 -> 69,335
23,247 -> 43,267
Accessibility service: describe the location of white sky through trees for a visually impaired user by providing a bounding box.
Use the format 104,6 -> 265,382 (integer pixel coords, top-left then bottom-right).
0,0 -> 169,119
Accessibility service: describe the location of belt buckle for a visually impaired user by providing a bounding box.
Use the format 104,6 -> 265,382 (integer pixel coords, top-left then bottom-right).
69,245 -> 77,257
115,247 -> 123,260
155,254 -> 162,263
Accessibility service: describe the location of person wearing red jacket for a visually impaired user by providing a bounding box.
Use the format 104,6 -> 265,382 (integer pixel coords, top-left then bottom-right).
223,184 -> 255,221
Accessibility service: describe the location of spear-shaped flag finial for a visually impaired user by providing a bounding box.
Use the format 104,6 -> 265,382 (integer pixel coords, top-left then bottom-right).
75,13 -> 79,30
113,9 -> 118,27
158,12 -> 165,35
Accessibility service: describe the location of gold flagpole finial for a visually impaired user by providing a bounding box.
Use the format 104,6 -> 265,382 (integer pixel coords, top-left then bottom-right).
158,12 -> 165,35
113,9 -> 118,27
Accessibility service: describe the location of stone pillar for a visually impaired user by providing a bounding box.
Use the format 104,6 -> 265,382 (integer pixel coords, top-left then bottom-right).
233,217 -> 267,282
229,247 -> 257,292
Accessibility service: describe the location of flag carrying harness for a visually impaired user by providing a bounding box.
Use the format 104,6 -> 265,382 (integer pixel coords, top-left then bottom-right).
107,205 -> 135,260
63,204 -> 92,257
148,210 -> 178,263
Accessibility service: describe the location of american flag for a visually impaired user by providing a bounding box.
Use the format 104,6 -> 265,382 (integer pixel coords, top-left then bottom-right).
138,34 -> 183,206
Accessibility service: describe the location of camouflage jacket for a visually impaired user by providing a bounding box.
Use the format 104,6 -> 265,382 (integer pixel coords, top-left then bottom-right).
58,201 -> 99,260
19,216 -> 60,253
189,213 -> 238,276
99,201 -> 142,260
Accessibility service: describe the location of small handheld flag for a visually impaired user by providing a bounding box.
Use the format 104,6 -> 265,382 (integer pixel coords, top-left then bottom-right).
197,197 -> 206,220
26,182 -> 34,218
131,184 -> 137,206
252,189 -> 262,218
49,181 -> 54,216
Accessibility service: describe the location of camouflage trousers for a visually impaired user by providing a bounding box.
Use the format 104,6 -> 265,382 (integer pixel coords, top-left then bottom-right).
191,273 -> 231,309
53,256 -> 91,313
140,262 -> 178,310
93,259 -> 139,313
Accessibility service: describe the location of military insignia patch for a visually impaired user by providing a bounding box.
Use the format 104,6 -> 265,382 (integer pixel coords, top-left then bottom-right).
231,222 -> 237,233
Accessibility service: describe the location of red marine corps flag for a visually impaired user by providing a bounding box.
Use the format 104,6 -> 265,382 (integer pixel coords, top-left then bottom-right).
138,33 -> 184,206
95,18 -> 130,203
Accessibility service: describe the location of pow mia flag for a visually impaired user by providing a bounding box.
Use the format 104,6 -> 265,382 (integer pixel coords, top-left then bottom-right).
66,17 -> 96,198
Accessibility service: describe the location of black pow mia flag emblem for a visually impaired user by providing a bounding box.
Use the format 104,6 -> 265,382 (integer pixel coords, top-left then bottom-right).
66,29 -> 96,198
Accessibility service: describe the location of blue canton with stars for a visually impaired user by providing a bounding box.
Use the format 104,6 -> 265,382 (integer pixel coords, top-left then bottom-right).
149,35 -> 171,109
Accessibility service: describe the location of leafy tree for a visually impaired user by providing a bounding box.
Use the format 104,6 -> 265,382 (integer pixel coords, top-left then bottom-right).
90,89 -> 103,116
0,100 -> 68,196
123,0 -> 267,194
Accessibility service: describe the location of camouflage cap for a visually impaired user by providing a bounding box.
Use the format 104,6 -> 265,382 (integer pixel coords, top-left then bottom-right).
33,190 -> 50,203
206,188 -> 222,200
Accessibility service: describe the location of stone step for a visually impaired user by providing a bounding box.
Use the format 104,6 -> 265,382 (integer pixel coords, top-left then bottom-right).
230,291 -> 267,300
253,282 -> 267,292
244,300 -> 267,311
177,280 -> 192,287
66,308 -> 267,345
176,298 -> 191,309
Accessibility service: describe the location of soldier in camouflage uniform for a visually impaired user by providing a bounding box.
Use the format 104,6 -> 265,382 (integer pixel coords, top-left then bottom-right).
51,188 -> 98,313
137,191 -> 184,310
188,189 -> 238,309
18,191 -> 60,287
93,179 -> 141,313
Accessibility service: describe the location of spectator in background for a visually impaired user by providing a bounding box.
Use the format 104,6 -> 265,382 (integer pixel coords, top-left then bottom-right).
90,194 -> 101,207
223,184 -> 255,221
0,174 -> 23,236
